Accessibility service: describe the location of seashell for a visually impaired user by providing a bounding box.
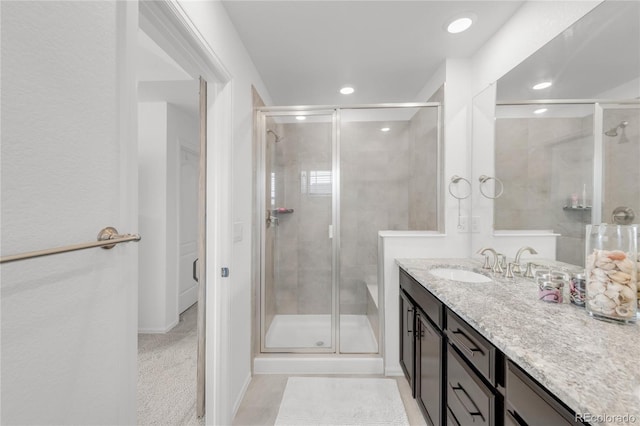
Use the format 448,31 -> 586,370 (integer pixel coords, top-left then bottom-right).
607,250 -> 627,261
593,293 -> 617,310
607,271 -> 632,285
615,258 -> 635,274
595,260 -> 617,270
619,285 -> 636,302
587,280 -> 606,294
604,289 -> 622,305
592,268 -> 610,282
615,305 -> 634,318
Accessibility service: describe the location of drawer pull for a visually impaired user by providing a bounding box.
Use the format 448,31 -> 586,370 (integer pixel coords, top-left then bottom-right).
451,382 -> 485,422
452,329 -> 484,357
407,307 -> 413,334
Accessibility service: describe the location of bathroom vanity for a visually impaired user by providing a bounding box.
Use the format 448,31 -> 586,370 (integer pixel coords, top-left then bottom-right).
398,259 -> 640,426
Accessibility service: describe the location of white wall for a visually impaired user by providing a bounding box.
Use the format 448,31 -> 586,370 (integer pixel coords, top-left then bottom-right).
1,2 -> 138,424
138,102 -> 198,332
175,1 -> 273,422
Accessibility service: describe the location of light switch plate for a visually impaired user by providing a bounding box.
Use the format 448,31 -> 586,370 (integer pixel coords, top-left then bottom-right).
233,222 -> 243,242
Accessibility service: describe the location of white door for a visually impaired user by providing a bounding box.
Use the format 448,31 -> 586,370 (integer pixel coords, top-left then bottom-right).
1,2 -> 138,424
179,144 -> 200,313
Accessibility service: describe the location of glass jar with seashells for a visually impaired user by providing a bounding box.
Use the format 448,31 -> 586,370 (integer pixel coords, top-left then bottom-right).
585,224 -> 638,323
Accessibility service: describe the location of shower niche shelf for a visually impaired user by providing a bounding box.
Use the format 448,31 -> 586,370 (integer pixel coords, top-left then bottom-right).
562,206 -> 591,211
272,208 -> 294,215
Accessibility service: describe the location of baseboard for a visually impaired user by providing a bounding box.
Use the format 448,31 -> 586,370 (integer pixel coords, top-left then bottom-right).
232,372 -> 252,418
254,357 -> 384,375
138,318 -> 179,334
385,366 -> 404,376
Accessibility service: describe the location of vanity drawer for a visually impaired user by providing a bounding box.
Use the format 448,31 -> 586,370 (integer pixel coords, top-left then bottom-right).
447,343 -> 496,426
446,309 -> 496,385
400,268 -> 443,330
506,360 -> 582,425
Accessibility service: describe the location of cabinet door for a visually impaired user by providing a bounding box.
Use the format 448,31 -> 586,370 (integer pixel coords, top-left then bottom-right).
417,313 -> 443,426
399,291 -> 415,395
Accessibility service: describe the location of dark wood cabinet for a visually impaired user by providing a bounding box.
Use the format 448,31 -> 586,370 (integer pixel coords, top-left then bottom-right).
399,289 -> 416,395
398,267 -> 584,426
417,312 -> 443,426
506,360 -> 585,425
400,269 -> 444,425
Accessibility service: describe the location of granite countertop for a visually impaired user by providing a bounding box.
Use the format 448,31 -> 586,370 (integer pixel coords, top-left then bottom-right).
396,258 -> 640,426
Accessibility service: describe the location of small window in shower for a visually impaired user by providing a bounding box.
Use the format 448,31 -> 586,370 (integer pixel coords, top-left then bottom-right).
307,170 -> 332,195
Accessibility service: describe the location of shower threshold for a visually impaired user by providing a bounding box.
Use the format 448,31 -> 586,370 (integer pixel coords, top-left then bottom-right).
264,314 -> 378,353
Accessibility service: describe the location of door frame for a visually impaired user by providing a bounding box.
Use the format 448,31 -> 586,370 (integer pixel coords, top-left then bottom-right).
138,1 -> 233,424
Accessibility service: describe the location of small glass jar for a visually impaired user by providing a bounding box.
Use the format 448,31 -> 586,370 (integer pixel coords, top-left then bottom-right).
569,273 -> 586,307
585,224 -> 638,323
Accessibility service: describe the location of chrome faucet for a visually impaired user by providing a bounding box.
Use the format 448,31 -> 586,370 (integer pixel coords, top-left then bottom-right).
477,247 -> 496,270
477,247 -> 504,274
513,246 -> 538,275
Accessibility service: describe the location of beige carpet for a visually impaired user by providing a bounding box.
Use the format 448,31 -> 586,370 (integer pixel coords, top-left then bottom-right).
137,304 -> 204,426
274,377 -> 410,425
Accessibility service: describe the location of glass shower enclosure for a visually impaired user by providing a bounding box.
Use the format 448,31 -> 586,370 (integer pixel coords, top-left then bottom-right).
256,103 -> 442,354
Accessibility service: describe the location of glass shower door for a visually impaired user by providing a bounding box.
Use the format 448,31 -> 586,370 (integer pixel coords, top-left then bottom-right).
260,111 -> 336,352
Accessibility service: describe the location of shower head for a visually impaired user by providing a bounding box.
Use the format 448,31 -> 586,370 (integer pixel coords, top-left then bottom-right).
267,129 -> 282,143
604,120 -> 629,137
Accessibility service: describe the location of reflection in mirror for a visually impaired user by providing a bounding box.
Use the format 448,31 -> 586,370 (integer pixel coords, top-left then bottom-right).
494,103 -> 594,266
497,1 -> 640,101
485,0 -> 640,267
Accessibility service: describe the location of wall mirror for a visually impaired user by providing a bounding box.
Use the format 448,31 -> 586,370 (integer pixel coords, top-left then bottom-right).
472,0 -> 640,267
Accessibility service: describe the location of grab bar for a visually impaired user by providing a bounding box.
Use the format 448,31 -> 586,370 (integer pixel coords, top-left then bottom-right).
0,227 -> 141,264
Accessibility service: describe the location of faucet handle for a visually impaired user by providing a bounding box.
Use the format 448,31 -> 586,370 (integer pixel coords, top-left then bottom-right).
506,262 -> 517,279
481,254 -> 492,270
524,262 -> 535,278
494,254 -> 505,274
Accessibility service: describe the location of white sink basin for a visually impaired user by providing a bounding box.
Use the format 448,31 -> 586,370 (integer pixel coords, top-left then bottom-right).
429,268 -> 492,283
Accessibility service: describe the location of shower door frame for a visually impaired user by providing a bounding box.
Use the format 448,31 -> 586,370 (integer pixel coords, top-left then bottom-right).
256,102 -> 443,355
257,108 -> 339,354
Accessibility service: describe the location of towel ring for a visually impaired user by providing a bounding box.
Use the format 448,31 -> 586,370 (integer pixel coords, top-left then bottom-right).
448,175 -> 471,200
478,175 -> 504,199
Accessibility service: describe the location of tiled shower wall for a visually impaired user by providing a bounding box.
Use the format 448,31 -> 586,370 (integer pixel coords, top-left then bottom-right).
272,122 -> 333,315
270,109 -> 439,317
495,115 -> 594,266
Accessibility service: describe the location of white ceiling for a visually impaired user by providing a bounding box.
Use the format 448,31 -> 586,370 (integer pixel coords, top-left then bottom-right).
222,1 -> 524,105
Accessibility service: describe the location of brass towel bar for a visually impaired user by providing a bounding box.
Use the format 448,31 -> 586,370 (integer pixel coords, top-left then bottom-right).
0,227 -> 141,264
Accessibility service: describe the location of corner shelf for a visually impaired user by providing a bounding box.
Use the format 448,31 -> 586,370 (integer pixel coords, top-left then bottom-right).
563,206 -> 591,211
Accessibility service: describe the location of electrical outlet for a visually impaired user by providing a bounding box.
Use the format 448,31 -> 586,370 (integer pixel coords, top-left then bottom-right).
471,216 -> 480,233
458,216 -> 469,233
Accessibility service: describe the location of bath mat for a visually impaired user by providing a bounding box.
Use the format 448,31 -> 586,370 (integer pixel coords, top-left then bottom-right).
274,377 -> 410,425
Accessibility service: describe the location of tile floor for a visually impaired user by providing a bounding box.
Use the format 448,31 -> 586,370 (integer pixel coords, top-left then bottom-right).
232,373 -> 426,426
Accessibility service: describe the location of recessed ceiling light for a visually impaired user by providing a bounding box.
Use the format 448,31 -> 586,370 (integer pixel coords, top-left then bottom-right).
296,116 -> 306,121
381,127 -> 391,132
534,108 -> 548,114
339,86 -> 355,95
447,16 -> 474,34
532,81 -> 552,90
